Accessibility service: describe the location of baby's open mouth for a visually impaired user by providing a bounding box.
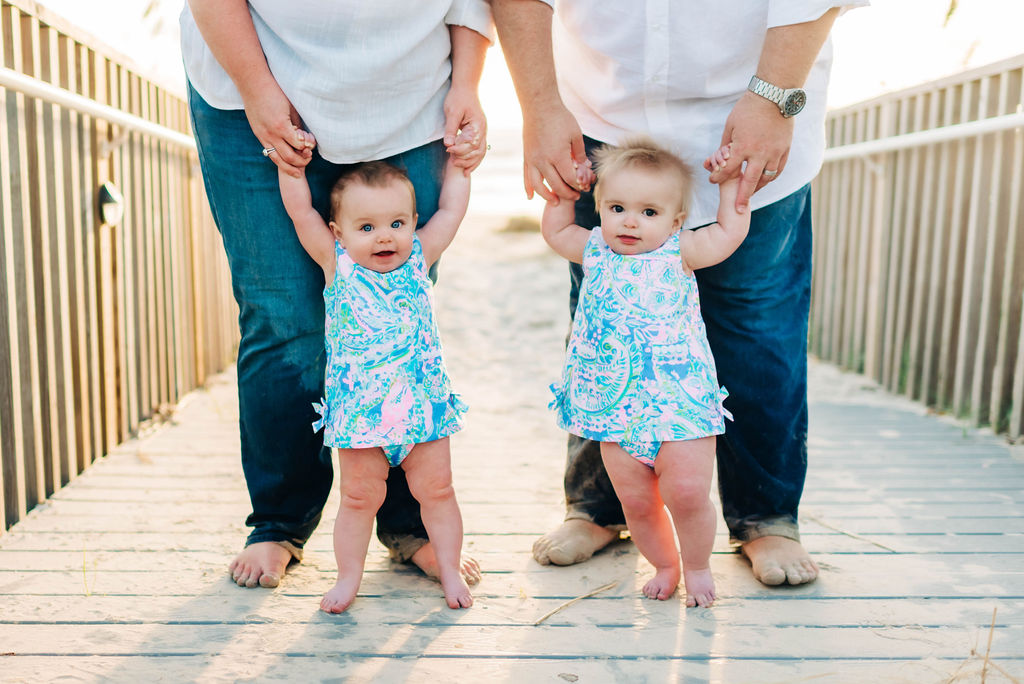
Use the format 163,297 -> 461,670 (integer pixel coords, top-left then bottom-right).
374,250 -> 397,257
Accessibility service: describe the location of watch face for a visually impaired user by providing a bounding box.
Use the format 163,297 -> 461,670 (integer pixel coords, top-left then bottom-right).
784,90 -> 807,117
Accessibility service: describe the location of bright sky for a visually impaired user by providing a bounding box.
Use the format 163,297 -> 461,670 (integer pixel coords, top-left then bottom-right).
35,0 -> 1024,129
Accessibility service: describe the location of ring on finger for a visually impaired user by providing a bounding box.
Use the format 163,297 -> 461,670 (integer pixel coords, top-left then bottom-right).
261,146 -> 276,157
762,168 -> 779,178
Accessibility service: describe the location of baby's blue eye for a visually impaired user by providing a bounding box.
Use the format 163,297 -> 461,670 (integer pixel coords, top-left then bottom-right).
643,208 -> 656,217
610,204 -> 624,213
391,220 -> 403,229
360,224 -> 373,232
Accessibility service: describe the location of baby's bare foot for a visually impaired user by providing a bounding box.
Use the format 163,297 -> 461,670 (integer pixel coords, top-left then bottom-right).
741,536 -> 818,586
532,519 -> 618,566
409,543 -> 482,585
642,566 -> 680,600
228,542 -> 292,588
439,570 -> 473,609
320,576 -> 360,614
683,567 -> 716,608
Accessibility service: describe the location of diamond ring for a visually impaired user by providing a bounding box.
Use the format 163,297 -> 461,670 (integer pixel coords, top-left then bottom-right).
261,146 -> 276,157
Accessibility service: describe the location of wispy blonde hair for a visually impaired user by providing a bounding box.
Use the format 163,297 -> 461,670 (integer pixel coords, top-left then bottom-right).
592,135 -> 694,212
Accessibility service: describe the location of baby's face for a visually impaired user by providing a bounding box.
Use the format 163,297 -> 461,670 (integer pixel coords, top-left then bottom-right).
330,180 -> 417,273
597,167 -> 685,255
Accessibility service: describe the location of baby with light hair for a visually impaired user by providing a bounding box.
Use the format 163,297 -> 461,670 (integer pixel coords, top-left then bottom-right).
543,135 -> 749,607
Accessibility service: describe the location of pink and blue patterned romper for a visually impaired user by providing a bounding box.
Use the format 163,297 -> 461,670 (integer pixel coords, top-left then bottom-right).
550,228 -> 731,466
313,235 -> 466,466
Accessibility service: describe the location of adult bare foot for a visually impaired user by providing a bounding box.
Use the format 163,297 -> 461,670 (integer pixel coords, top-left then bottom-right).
321,575 -> 360,613
228,542 -> 293,588
683,567 -> 716,608
532,519 -> 618,566
642,566 -> 680,601
741,536 -> 818,586
409,542 -> 482,585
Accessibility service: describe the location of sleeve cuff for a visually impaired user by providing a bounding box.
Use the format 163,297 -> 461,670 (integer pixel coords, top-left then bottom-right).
767,1 -> 870,28
445,0 -> 496,43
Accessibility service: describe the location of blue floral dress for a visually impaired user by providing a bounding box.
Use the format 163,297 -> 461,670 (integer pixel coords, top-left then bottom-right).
550,228 -> 731,466
313,236 -> 466,466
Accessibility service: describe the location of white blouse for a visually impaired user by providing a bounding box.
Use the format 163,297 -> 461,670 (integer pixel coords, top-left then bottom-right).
546,0 -> 867,227
180,1 -> 492,163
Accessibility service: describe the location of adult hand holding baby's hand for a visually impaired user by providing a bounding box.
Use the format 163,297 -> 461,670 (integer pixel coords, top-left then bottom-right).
240,79 -> 315,178
443,88 -> 488,175
708,92 -> 794,214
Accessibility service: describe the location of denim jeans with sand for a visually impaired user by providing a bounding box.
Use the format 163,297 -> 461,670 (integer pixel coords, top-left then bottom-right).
564,136 -> 812,543
187,84 -> 433,559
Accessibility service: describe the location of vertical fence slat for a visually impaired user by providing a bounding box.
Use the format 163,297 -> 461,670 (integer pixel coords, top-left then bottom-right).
57,32 -> 89,477
905,88 -> 941,401
952,77 -> 993,418
7,7 -> 46,510
40,24 -> 77,486
935,81 -> 975,410
967,74 -> 1010,426
0,5 -> 28,529
880,98 -> 912,390
889,92 -> 926,396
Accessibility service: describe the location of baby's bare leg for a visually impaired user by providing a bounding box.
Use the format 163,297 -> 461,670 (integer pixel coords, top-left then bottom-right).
321,447 -> 389,614
654,438 -> 718,608
600,443 -> 680,600
401,438 -> 472,609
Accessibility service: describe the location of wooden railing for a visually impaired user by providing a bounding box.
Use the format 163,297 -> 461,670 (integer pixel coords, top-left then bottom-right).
0,0 -> 237,530
811,53 -> 1024,442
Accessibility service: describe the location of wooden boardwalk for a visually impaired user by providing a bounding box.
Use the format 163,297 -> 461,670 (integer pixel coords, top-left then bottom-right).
1,222 -> 1022,683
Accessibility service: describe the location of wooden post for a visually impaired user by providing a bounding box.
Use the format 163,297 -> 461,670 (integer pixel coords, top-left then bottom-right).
5,5 -> 46,511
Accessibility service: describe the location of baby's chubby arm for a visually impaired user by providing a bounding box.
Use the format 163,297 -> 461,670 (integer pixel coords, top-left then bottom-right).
278,162 -> 336,282
418,157 -> 471,267
541,195 -> 589,264
679,145 -> 751,272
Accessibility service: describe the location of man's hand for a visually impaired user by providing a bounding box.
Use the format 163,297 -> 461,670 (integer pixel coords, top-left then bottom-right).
240,80 -> 314,178
706,91 -> 793,214
522,104 -> 590,202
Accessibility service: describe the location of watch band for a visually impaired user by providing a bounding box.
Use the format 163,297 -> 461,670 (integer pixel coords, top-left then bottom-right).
747,75 -> 806,118
748,75 -> 786,106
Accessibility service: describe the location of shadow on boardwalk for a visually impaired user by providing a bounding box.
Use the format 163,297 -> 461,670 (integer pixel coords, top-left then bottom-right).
1,220 -> 1022,683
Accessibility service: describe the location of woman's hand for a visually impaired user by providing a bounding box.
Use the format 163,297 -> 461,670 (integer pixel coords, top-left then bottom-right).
443,86 -> 487,174
239,79 -> 315,177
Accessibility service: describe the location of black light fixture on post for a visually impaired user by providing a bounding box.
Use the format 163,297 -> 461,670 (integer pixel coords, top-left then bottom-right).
98,181 -> 124,226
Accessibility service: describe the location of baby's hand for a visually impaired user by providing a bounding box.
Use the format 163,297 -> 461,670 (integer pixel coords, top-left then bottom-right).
446,122 -> 486,175
574,156 -> 595,191
702,143 -> 732,175
297,127 -> 316,150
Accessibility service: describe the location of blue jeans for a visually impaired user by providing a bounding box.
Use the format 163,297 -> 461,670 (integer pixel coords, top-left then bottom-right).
187,84 -> 433,558
565,136 -> 812,543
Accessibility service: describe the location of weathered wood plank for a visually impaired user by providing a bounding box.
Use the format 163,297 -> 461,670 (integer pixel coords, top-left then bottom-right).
2,594 -> 1021,630
3,548 -> 1024,577
2,655 -> 1019,684
0,622 -> 1021,660
1,552 -> 1021,599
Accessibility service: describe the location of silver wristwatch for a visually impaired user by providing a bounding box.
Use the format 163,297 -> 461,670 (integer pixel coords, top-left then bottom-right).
747,75 -> 807,118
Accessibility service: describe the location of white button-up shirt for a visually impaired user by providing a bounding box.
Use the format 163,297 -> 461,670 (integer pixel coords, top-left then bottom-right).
546,0 -> 866,227
180,1 -> 492,164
